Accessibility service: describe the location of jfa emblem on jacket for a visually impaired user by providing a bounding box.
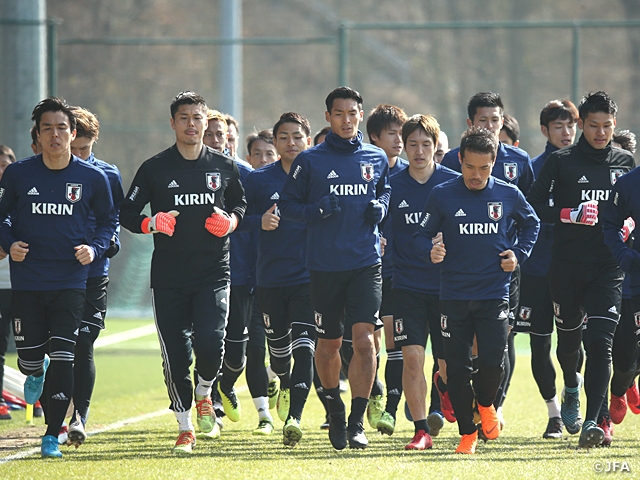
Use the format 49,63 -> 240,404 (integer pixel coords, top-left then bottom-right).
206,172 -> 221,192
361,163 -> 374,182
395,318 -> 404,334
66,183 -> 82,203
504,163 -> 518,181
488,202 -> 503,221
611,168 -> 625,185
519,306 -> 532,321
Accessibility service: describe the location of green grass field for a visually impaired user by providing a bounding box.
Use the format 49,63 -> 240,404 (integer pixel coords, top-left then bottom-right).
1,318 -> 638,479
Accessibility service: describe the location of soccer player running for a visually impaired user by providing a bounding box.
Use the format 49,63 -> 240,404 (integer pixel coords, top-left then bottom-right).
120,91 -> 246,454
280,86 -> 390,450
389,114 -> 459,450
240,112 -> 316,447
515,99 -> 578,439
527,91 -> 635,448
0,98 -> 116,458
362,103 -> 408,435
415,127 -> 539,454
63,106 -> 124,447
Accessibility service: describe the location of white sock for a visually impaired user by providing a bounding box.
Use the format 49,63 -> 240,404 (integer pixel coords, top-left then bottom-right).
195,375 -> 214,398
175,409 -> 194,432
266,365 -> 278,382
253,397 -> 272,421
545,395 -> 561,418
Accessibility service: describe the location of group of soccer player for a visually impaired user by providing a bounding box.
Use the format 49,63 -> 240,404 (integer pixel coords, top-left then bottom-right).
1,84 -> 639,459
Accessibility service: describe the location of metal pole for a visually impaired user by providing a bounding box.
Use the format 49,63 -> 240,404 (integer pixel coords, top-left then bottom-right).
338,23 -> 349,86
0,0 -> 46,161
572,25 -> 581,105
219,0 -> 242,129
47,18 -> 61,97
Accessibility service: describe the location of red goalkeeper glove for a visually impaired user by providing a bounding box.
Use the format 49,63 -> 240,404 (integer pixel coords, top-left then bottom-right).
205,207 -> 238,237
622,217 -> 636,242
141,211 -> 179,236
560,200 -> 598,226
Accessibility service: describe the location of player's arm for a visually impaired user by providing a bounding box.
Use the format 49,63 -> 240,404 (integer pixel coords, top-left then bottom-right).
603,183 -> 639,272
364,161 -> 390,225
82,171 -> 117,264
518,155 -> 535,195
104,167 -> 125,258
509,190 -> 540,266
413,190 -> 445,263
205,161 -> 246,237
526,153 -> 563,223
0,166 -> 26,260
234,172 -> 263,232
280,155 -> 340,223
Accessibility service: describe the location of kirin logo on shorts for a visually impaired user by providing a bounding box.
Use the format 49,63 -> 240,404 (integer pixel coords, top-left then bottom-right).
314,311 -> 322,327
13,318 -> 21,334
635,312 -> 640,328
611,168 -> 625,185
504,163 -> 518,181
206,172 -> 221,192
66,183 -> 82,203
440,314 -> 447,330
519,306 -> 532,321
263,313 -> 271,328
394,318 -> 404,334
553,302 -> 560,317
361,163 -> 374,182
488,202 -> 502,221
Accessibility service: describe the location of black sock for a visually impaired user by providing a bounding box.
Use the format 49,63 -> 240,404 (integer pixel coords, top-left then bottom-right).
348,397 -> 369,427
437,374 -> 448,393
385,348 -> 403,417
414,419 -> 429,433
370,376 -> 384,397
324,387 -> 345,416
43,361 -> 73,438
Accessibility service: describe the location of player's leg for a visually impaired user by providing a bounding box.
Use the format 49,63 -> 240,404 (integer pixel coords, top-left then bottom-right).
216,284 -> 251,422
310,269 -> 348,450
426,294 -> 452,434
152,287 -> 198,452
344,265 -> 381,449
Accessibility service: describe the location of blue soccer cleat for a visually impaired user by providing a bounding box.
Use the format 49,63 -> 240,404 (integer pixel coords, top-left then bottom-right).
561,373 -> 583,435
41,434 -> 62,459
25,356 -> 50,405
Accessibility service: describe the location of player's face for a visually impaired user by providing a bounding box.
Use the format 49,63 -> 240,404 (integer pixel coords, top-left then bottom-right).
498,130 -> 515,146
405,128 -> 435,171
38,110 -> 76,157
578,112 -> 616,150
460,150 -> 496,191
227,123 -> 239,157
247,139 -> 278,169
203,119 -> 228,152
434,132 -> 449,164
274,122 -> 311,164
371,122 -> 403,161
542,118 -> 576,150
170,104 -> 207,147
71,136 -> 95,160
325,98 -> 363,140
0,155 -> 12,180
468,107 -> 503,138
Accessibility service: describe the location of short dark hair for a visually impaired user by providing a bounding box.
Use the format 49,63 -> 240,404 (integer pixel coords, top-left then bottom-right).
170,91 -> 207,119
313,126 -> 331,146
467,92 -> 504,121
460,126 -> 498,160
501,114 -> 520,143
30,125 -> 39,145
225,113 -> 239,130
246,129 -> 275,156
578,91 -> 618,121
273,112 -> 311,137
539,99 -> 578,128
325,86 -> 363,113
0,145 -> 16,163
366,104 -> 408,143
401,114 -> 440,146
31,97 -> 76,133
613,130 -> 637,155
71,106 -> 100,140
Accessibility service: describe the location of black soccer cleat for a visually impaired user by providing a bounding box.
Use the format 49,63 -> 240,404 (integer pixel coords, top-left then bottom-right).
328,413 -> 347,450
347,422 -> 368,449
542,417 -> 564,439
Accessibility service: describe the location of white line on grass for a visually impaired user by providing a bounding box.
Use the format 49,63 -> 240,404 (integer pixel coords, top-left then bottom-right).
94,323 -> 158,348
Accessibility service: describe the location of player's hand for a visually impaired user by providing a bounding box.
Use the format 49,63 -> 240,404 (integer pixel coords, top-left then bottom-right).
317,193 -> 340,219
262,204 -> 280,231
622,217 -> 635,242
10,241 -> 28,262
74,244 -> 95,265
0,247 -> 7,261
205,206 -> 238,237
431,240 -> 446,264
499,249 -> 518,272
560,200 -> 598,226
432,232 -> 443,245
142,210 -> 179,235
364,199 -> 385,225
380,235 -> 387,257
